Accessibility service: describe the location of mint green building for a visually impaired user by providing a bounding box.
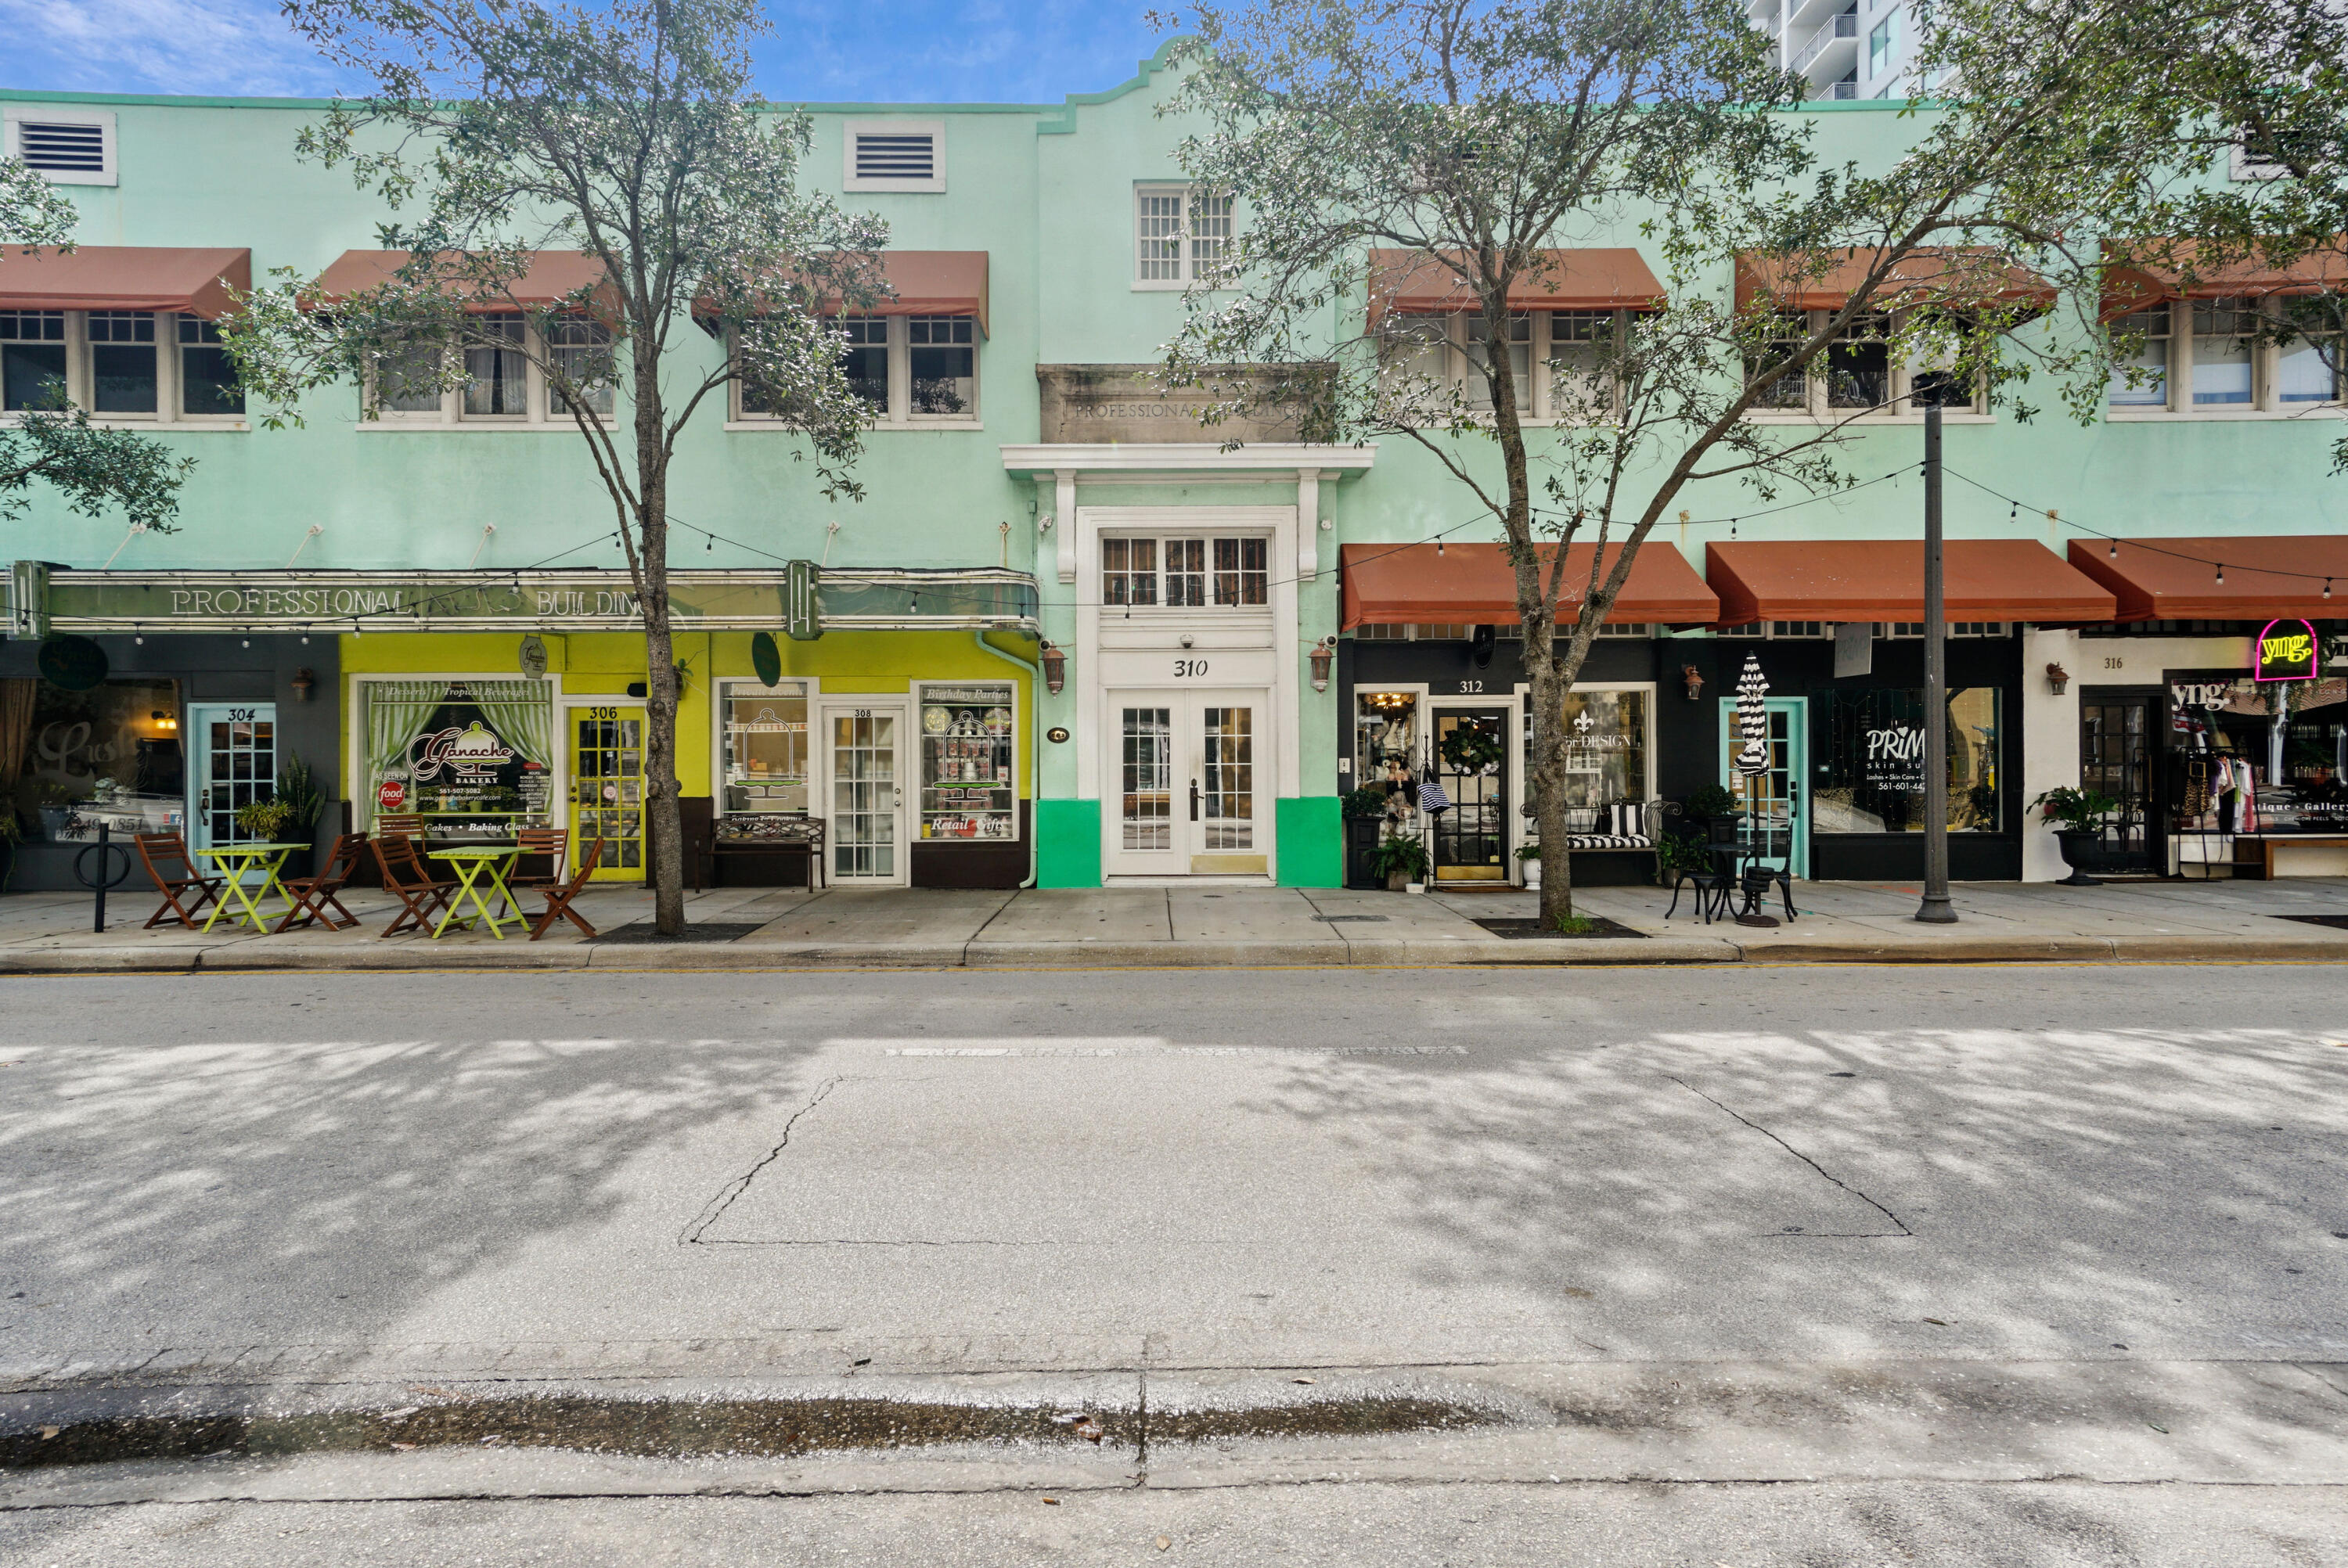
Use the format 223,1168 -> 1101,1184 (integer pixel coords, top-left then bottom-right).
5,45 -> 2347,894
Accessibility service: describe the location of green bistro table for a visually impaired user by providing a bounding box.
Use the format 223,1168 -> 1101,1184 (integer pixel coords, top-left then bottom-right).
196,843 -> 307,933
429,847 -> 524,939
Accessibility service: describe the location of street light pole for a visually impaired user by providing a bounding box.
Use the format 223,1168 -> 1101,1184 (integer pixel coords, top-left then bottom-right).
1916,402 -> 1957,924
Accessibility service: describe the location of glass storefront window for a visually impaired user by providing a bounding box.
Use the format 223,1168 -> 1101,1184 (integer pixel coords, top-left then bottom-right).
1520,687 -> 1650,811
9,678 -> 184,836
919,683 -> 1016,840
362,678 -> 553,837
719,681 -> 809,840
1815,687 -> 2000,833
1353,690 -> 1421,816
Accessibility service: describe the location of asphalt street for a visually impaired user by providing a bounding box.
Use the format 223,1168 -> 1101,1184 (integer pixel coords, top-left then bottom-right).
3,962 -> 2346,1562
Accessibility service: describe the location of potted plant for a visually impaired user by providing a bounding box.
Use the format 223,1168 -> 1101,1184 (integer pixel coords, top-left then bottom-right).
1683,783 -> 1737,837
2029,785 -> 2119,886
1367,828 -> 1429,892
1514,840 -> 1543,890
235,797 -> 298,843
1341,785 -> 1395,891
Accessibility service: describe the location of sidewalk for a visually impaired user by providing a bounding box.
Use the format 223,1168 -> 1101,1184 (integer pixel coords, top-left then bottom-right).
3,872 -> 2346,969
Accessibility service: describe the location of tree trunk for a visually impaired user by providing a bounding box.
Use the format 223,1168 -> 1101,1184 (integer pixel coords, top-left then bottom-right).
1526,630 -> 1577,927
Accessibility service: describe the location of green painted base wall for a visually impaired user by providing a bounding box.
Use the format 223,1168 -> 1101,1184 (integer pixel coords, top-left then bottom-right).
1036,798 -> 1102,887
1277,797 -> 1342,888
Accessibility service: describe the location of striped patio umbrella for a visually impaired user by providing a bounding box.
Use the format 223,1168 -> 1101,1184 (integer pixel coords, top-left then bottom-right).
1734,653 -> 1771,776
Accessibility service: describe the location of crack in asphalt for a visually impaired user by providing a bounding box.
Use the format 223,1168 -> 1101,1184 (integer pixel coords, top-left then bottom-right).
676,1077 -> 845,1246
1666,1077 -> 1914,1239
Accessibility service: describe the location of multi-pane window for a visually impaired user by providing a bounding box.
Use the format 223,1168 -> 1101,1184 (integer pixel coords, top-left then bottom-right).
463,314 -> 528,416
1101,536 -> 1273,610
1826,314 -> 1892,409
2105,309 -> 2170,408
376,338 -> 448,413
87,311 -> 157,414
1465,313 -> 1533,411
1550,311 -> 1614,417
1134,185 -> 1236,286
178,318 -> 244,416
1867,8 -> 1901,77
908,315 -> 974,415
1103,538 -> 1159,606
2277,326 -> 2345,404
1213,538 -> 1269,606
545,318 -> 615,417
2191,297 -> 2256,406
736,314 -> 979,424
1748,315 -> 1810,409
0,311 -> 67,412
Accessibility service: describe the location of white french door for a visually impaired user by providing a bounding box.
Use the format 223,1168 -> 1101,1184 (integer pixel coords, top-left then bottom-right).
1104,690 -> 1270,877
819,699 -> 909,886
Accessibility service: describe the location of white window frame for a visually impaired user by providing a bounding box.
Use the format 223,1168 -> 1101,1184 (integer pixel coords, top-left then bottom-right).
1388,310 -> 1644,426
710,677 -> 819,829
359,315 -> 616,431
3,106 -> 116,187
1098,531 -> 1276,613
728,315 -> 982,429
1745,307 -> 1993,423
1512,678 -> 1660,876
841,119 -> 945,194
1133,183 -> 1236,290
2102,297 -> 2346,421
0,309 -> 247,429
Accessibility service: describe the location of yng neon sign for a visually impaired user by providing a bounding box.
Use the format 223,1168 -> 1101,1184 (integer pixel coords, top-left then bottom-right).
2254,617 -> 2318,682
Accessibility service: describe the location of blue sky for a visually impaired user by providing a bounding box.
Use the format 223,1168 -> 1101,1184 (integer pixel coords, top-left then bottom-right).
0,0 -> 1165,102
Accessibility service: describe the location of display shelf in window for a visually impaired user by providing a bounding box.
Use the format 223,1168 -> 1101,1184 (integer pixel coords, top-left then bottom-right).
919,684 -> 1016,840
718,681 -> 810,837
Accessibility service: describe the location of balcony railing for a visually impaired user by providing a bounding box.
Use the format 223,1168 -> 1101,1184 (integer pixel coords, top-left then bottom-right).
1828,81 -> 1859,99
1793,9 -> 1859,74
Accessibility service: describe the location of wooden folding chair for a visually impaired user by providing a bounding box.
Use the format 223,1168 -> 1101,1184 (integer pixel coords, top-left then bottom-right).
373,834 -> 458,938
373,813 -> 453,885
503,826 -> 569,899
135,831 -> 225,930
528,836 -> 605,940
276,832 -> 367,933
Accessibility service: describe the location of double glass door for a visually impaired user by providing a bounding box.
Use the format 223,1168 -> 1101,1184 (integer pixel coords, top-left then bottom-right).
1108,692 -> 1266,876
569,704 -> 645,879
823,700 -> 907,884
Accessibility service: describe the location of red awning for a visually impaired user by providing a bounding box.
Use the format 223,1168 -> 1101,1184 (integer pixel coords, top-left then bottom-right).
2067,536 -> 2348,621
1367,248 -> 1665,322
1734,246 -> 2054,313
693,250 -> 990,336
1706,540 -> 2116,624
2102,238 -> 2348,318
1340,540 -> 1719,630
311,250 -> 610,311
0,246 -> 250,318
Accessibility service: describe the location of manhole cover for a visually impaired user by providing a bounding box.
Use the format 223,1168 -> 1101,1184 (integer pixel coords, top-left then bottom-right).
1313,915 -> 1389,923
592,922 -> 769,944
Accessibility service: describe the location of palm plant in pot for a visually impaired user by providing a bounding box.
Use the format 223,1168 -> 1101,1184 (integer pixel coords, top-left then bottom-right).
2029,785 -> 2119,886
1367,826 -> 1430,892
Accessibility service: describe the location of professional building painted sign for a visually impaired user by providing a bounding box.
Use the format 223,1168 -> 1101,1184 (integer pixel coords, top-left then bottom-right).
10,564 -> 1040,635
2255,617 -> 2320,682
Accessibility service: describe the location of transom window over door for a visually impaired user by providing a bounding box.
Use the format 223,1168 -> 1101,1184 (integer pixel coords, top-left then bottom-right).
1101,536 -> 1269,608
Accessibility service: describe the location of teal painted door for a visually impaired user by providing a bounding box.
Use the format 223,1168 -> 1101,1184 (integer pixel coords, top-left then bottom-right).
1717,696 -> 1809,879
187,703 -> 278,864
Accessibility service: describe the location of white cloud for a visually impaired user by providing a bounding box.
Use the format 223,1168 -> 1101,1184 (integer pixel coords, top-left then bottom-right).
0,0 -> 348,96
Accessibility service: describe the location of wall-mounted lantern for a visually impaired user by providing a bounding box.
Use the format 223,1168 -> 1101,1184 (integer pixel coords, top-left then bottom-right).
1040,641 -> 1067,696
2046,662 -> 2071,696
1309,636 -> 1335,692
1681,664 -> 1705,702
290,667 -> 316,703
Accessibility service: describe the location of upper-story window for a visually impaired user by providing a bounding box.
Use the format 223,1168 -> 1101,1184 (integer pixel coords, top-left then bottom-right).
366,314 -> 614,426
1867,8 -> 1901,78
1135,185 -> 1234,288
1102,535 -> 1269,608
1,309 -> 244,421
1387,309 -> 1642,423
2105,297 -> 2343,415
1746,308 -> 1987,418
735,313 -> 981,426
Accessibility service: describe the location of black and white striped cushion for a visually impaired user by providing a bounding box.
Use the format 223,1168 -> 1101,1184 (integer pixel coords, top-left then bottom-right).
1559,833 -> 1651,850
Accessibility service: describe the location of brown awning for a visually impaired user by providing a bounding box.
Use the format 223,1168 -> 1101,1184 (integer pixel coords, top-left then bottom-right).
311,250 -> 610,311
1706,540 -> 2116,624
693,250 -> 990,336
1367,248 -> 1664,323
1340,540 -> 1718,630
0,246 -> 250,318
2102,238 -> 2348,318
2067,535 -> 2348,621
1734,246 -> 2054,313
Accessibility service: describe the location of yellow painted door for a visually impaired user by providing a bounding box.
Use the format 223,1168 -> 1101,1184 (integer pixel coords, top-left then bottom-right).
570,704 -> 645,880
